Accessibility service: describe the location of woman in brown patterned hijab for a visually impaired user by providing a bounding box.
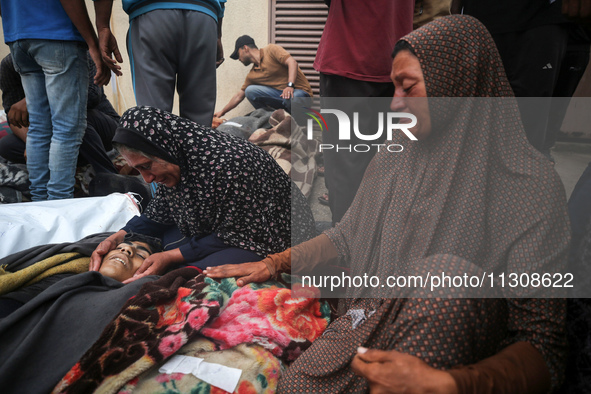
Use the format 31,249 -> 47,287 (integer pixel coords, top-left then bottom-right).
207,15 -> 570,393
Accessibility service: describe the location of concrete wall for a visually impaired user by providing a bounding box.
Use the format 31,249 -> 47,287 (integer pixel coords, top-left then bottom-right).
0,0 -> 270,120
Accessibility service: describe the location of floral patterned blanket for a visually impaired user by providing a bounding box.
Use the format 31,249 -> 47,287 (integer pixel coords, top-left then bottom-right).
120,340 -> 284,394
53,267 -> 329,394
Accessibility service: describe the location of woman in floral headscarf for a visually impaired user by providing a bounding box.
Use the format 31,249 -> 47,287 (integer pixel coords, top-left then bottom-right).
89,106 -> 316,280
207,15 -> 570,393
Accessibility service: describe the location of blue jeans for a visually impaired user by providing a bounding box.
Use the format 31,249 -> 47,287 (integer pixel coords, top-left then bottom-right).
9,40 -> 88,200
244,84 -> 310,113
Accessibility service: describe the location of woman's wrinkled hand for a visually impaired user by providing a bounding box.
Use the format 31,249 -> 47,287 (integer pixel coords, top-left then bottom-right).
350,348 -> 457,394
89,240 -> 114,271
204,261 -> 271,286
122,251 -> 175,284
89,230 -> 127,271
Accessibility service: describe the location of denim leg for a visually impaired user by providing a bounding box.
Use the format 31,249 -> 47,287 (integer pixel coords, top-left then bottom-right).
10,40 -> 88,200
245,85 -> 311,115
10,41 -> 53,200
46,43 -> 88,200
244,85 -> 285,110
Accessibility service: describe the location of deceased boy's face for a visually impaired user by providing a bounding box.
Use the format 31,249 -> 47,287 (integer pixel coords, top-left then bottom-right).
98,241 -> 152,282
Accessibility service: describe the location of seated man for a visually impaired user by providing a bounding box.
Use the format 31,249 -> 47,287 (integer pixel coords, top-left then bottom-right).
214,35 -> 313,118
0,233 -> 161,318
0,53 -> 120,175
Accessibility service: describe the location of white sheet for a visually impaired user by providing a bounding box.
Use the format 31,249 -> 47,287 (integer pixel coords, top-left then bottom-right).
0,193 -> 140,258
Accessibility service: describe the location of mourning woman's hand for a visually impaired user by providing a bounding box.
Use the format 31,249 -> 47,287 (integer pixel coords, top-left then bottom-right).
204,261 -> 272,286
89,230 -> 127,271
351,348 -> 457,394
123,248 -> 183,284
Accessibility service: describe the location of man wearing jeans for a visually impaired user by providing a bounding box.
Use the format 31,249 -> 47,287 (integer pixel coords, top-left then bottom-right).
214,35 -> 313,118
0,53 -> 120,175
0,0 -> 107,201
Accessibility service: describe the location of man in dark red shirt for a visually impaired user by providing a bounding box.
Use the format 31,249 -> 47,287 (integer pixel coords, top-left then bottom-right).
315,0 -> 414,225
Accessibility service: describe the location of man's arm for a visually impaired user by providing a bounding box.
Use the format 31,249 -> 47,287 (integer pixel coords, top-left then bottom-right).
59,0 -> 111,86
94,0 -> 123,76
280,56 -> 298,99
214,90 -> 246,118
450,0 -> 463,14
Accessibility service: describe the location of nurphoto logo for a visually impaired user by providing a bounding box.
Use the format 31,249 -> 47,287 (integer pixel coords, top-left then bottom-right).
304,108 -> 418,153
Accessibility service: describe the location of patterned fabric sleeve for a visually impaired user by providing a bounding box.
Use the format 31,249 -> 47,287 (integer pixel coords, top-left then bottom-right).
502,195 -> 570,389
504,298 -> 567,389
324,225 -> 351,266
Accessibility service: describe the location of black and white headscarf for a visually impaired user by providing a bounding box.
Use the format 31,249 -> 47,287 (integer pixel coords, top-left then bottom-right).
117,106 -> 316,256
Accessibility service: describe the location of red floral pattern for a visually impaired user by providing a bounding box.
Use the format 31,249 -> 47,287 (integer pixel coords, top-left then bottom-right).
53,269 -> 329,393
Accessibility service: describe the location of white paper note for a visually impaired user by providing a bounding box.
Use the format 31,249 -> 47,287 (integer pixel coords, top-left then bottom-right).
196,360 -> 242,393
158,355 -> 242,393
